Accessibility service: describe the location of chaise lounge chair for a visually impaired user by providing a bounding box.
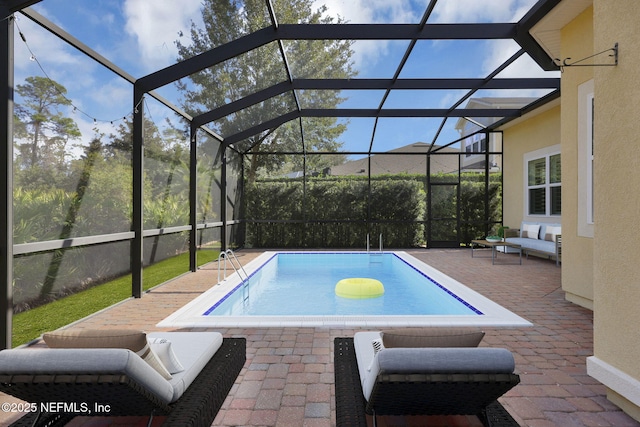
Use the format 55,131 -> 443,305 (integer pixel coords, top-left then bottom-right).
0,330 -> 245,427
334,330 -> 521,427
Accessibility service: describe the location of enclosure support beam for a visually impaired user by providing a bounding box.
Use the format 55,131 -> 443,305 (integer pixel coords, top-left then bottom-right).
220,148 -> 227,251
137,23 -> 519,93
193,78 -> 559,128
189,124 -> 197,272
485,137 -> 492,236
131,87 -> 145,298
0,9 -> 14,349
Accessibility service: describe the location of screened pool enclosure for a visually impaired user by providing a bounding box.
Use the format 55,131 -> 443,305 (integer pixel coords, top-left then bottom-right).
1,0 -> 561,347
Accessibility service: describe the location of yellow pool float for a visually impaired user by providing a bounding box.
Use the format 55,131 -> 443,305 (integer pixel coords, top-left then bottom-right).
335,278 -> 385,299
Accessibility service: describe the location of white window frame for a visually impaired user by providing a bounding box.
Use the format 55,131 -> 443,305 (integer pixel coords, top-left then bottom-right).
578,80 -> 595,238
523,145 -> 561,219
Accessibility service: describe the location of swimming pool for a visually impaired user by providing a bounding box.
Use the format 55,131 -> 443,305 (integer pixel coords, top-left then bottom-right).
158,251 -> 531,328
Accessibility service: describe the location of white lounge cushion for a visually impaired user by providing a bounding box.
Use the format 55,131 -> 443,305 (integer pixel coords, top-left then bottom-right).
354,331 -> 383,401
148,332 -> 223,402
43,329 -> 172,380
362,347 -> 514,401
0,348 -> 175,404
0,331 -> 224,405
354,331 -> 515,401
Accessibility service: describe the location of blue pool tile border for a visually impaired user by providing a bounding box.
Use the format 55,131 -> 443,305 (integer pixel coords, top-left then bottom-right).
392,253 -> 483,315
203,252 -> 278,315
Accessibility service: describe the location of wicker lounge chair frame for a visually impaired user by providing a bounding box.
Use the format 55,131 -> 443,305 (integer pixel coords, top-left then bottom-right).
0,337 -> 246,427
334,337 -> 521,427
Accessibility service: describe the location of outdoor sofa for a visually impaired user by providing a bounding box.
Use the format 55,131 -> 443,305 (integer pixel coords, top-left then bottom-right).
504,221 -> 562,266
0,330 -> 245,427
334,329 -> 521,427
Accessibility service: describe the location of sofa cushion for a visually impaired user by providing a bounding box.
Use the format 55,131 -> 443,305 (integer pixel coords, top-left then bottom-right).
43,329 -> 172,380
381,328 -> 484,348
506,237 -> 556,253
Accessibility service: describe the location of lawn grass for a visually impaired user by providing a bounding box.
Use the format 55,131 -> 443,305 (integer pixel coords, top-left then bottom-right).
12,250 -> 218,347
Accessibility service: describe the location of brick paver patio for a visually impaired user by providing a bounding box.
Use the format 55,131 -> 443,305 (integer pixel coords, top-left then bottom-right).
2,248 -> 639,426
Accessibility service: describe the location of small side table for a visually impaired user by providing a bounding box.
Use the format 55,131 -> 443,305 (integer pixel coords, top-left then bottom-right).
471,240 -> 522,265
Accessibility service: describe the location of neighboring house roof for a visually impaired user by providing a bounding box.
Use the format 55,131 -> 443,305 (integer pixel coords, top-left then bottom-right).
455,97 -> 540,133
329,143 -> 460,176
284,171 -> 305,179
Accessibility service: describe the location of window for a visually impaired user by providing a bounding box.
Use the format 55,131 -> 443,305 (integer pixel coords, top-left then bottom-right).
525,148 -> 561,217
578,79 -> 594,237
587,93 -> 594,224
464,133 -> 486,157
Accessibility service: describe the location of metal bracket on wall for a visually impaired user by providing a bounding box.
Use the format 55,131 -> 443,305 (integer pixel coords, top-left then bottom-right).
555,43 -> 618,71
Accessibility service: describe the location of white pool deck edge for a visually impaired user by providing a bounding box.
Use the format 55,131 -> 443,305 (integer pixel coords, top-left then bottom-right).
157,251 -> 532,329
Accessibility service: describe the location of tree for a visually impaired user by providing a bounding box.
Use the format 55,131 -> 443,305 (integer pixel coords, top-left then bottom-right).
106,116 -> 192,199
175,0 -> 355,182
14,76 -> 81,175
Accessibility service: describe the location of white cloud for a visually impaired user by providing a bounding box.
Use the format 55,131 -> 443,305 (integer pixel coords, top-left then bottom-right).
429,0 -> 549,81
13,15 -> 87,80
84,78 -> 132,119
431,0 -> 537,23
316,0 -> 419,23
313,0 -> 539,74
431,1 -> 559,93
123,0 -> 203,71
478,38 -> 559,99
313,0 -> 424,71
481,39 -> 524,75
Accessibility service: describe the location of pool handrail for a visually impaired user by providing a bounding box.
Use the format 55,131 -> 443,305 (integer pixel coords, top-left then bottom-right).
366,234 -> 384,253
217,250 -> 250,301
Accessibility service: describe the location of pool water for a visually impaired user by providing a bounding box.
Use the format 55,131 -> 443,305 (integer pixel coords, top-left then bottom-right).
205,252 -> 480,316
157,251 -> 531,328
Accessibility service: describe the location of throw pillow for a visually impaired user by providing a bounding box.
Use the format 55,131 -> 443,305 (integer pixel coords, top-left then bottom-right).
544,226 -> 561,242
381,328 -> 485,348
522,223 -> 540,239
367,338 -> 385,372
43,329 -> 172,380
148,337 -> 184,374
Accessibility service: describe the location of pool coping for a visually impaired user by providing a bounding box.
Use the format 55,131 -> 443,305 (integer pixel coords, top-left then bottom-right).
157,251 -> 532,328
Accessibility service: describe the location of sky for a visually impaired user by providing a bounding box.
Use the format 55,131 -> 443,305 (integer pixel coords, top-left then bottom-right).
11,0 -> 558,159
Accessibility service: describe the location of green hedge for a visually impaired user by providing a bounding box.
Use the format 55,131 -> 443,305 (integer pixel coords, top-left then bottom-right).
245,173 -> 501,248
245,177 -> 426,247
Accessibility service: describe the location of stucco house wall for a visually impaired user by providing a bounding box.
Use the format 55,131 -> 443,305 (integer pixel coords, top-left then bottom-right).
587,0 -> 640,420
559,7 -> 595,309
503,1 -> 640,419
501,103 -> 561,231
